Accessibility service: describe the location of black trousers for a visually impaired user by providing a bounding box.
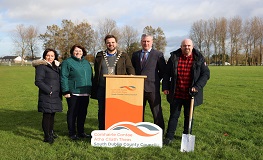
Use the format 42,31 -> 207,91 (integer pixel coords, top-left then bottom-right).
42,113 -> 55,137
66,95 -> 89,136
165,98 -> 194,140
97,86 -> 106,130
143,91 -> 165,130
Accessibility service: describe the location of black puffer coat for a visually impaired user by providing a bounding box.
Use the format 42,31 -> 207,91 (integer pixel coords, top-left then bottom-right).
162,48 -> 210,106
33,60 -> 62,113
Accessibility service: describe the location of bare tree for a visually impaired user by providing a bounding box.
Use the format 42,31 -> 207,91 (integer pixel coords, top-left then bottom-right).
210,18 -> 220,65
242,18 -> 253,66
119,25 -> 139,57
259,18 -> 263,65
186,16 -> 263,66
190,19 -> 205,52
96,18 -> 119,50
217,17 -> 227,65
228,16 -> 242,65
12,24 -> 28,65
89,31 -> 100,58
203,20 -> 214,64
250,17 -> 263,65
26,25 -> 39,59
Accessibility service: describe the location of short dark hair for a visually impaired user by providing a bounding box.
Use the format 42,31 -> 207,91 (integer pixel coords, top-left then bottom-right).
42,48 -> 59,60
104,35 -> 118,43
70,44 -> 87,56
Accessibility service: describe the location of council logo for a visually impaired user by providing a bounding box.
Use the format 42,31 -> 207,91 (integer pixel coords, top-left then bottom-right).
91,122 -> 163,148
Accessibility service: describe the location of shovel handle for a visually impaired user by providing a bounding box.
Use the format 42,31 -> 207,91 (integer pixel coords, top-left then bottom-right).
189,97 -> 194,119
188,97 -> 194,134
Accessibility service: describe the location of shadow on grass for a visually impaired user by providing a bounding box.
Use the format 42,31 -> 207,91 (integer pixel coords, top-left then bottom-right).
0,109 -> 98,141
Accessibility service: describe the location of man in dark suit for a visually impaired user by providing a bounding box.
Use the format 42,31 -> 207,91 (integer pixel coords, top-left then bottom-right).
131,34 -> 166,130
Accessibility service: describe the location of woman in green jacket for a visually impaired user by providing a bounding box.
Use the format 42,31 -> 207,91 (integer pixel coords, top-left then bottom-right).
61,44 -> 93,140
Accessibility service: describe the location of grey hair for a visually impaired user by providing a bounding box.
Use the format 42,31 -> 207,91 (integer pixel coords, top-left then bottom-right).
141,33 -> 153,40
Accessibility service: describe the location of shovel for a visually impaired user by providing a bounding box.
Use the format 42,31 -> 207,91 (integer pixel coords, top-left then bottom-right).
180,93 -> 195,152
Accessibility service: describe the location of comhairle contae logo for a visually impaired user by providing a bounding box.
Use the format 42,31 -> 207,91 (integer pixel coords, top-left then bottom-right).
91,122 -> 163,148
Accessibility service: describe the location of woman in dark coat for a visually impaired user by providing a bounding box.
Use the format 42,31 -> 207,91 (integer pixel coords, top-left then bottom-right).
32,48 -> 62,144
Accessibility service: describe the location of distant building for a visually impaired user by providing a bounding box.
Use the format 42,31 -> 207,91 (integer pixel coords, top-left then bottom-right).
0,56 -> 25,63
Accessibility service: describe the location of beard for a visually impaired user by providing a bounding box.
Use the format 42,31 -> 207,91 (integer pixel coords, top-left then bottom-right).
107,46 -> 116,52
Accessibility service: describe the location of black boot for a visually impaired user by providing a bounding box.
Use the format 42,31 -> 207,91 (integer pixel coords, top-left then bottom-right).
50,130 -> 58,139
44,134 -> 54,144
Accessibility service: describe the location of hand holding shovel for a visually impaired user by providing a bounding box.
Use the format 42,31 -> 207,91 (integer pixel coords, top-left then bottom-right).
180,89 -> 197,152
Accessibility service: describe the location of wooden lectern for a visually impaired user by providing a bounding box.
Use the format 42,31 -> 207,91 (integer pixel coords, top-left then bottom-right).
104,75 -> 147,129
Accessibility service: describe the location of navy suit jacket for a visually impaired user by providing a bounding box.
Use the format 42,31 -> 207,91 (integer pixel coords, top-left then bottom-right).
131,49 -> 166,92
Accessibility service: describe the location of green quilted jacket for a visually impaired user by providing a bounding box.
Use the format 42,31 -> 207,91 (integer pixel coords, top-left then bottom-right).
61,56 -> 93,95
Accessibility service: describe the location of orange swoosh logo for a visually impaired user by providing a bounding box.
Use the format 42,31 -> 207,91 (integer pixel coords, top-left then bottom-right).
120,86 -> 136,91
112,123 -> 158,137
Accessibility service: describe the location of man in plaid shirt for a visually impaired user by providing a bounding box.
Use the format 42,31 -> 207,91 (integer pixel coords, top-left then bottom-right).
162,39 -> 210,145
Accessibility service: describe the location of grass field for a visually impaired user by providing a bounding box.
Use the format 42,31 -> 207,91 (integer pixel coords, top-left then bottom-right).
0,65 -> 262,160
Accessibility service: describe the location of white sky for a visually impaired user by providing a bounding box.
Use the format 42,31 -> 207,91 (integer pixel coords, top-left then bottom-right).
0,0 -> 262,58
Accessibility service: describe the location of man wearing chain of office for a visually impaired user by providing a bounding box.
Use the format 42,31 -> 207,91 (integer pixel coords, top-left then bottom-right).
91,34 -> 135,130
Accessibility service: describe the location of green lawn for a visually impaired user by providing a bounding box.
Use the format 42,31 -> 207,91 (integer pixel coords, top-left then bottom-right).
0,65 -> 262,160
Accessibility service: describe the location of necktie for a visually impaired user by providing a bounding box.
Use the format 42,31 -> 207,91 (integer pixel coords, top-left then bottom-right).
141,51 -> 147,68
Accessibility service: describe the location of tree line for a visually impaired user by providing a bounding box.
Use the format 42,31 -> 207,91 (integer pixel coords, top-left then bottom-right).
11,16 -> 263,66
11,18 -> 166,63
189,16 -> 263,66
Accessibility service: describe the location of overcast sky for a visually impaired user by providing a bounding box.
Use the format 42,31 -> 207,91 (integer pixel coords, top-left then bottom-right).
0,0 -> 262,58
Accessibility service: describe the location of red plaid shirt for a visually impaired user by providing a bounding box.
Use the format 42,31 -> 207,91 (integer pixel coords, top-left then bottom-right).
175,53 -> 193,99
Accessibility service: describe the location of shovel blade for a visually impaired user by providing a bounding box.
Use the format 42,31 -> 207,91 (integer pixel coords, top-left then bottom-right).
180,134 -> 195,152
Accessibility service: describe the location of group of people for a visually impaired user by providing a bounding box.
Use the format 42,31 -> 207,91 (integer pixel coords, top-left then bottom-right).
33,34 -> 210,145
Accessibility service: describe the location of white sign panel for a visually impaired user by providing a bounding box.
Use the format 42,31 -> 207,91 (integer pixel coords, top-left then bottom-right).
91,122 -> 163,148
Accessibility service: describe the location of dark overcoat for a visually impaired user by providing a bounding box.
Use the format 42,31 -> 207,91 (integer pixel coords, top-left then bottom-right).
33,60 -> 62,113
162,48 -> 210,106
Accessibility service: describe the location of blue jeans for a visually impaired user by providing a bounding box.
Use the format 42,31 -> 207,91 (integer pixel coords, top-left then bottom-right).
97,86 -> 106,130
165,98 -> 193,140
